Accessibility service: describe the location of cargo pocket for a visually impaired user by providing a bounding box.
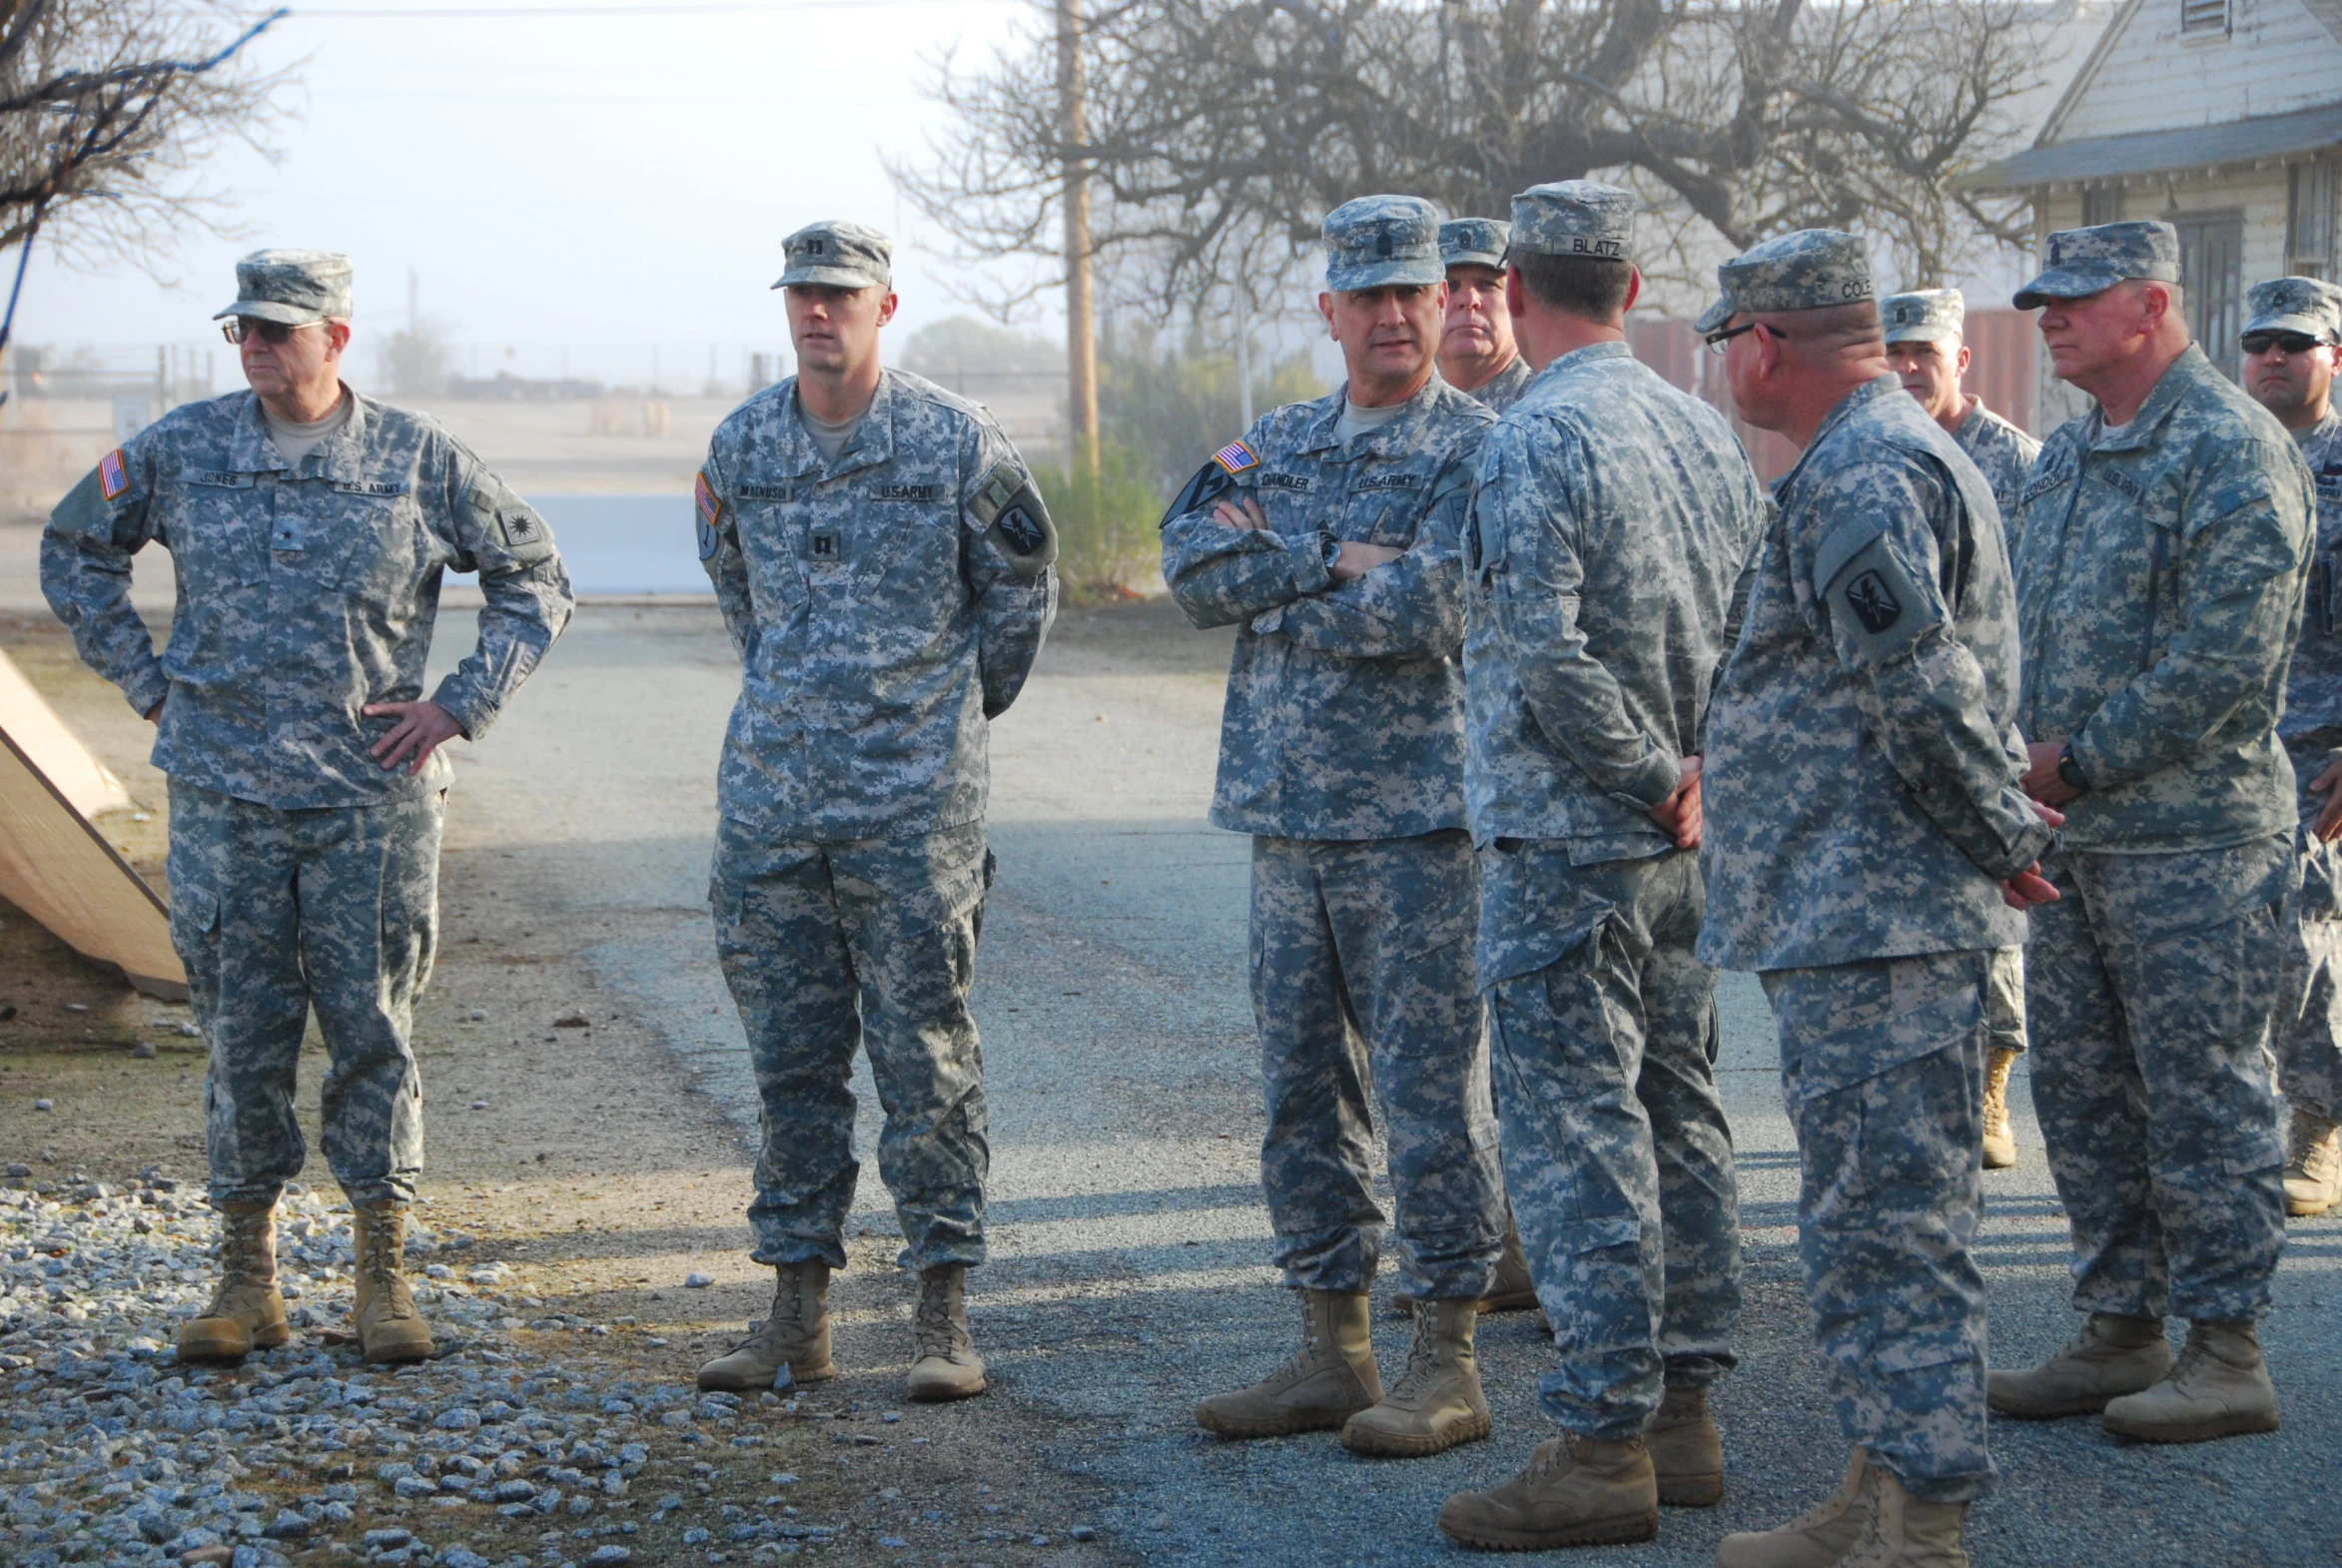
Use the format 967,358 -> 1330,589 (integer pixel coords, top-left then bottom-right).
170,885 -> 221,993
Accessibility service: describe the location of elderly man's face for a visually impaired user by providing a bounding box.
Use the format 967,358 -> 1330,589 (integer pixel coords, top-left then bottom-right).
238,319 -> 346,400
2036,282 -> 2164,387
1440,264 -> 1512,362
2243,332 -> 2340,425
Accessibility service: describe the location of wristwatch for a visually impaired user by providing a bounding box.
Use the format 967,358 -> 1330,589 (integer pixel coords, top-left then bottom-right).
2055,744 -> 2091,794
1320,533 -> 1343,572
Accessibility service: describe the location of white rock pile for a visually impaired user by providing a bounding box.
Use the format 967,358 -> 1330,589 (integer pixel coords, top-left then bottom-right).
0,1176 -> 828,1567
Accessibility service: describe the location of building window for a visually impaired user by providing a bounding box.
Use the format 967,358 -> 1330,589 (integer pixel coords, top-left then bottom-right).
2180,0 -> 2230,34
2290,160 -> 2339,280
2177,213 -> 2245,382
2082,183 -> 2123,226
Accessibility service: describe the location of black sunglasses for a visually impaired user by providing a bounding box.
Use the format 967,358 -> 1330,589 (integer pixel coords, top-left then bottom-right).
2240,331 -> 2327,357
220,318 -> 310,347
1703,321 -> 1789,356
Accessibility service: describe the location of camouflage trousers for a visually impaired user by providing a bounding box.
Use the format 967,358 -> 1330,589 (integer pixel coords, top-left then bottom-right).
1251,830 -> 1504,1299
712,817 -> 993,1273
2026,837 -> 2289,1323
1480,842 -> 1740,1440
1985,946 -> 2026,1057
2274,740 -> 2342,1123
1759,950 -> 1993,1505
167,780 -> 439,1211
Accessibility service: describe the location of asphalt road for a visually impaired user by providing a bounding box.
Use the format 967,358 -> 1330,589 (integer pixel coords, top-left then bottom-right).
428,599 -> 2340,1568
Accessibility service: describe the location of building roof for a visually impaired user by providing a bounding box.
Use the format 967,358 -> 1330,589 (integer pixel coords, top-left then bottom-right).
1960,100 -> 2342,192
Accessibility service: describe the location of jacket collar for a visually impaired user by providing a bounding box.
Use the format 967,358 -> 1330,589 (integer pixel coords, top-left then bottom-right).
1294,371 -> 1459,458
1776,374 -> 1903,496
227,383 -> 374,479
781,370 -> 899,481
2087,345 -> 2212,453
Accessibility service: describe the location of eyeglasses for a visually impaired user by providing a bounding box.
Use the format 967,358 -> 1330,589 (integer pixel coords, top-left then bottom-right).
2240,331 -> 2327,357
1703,321 -> 1780,356
220,318 -> 311,347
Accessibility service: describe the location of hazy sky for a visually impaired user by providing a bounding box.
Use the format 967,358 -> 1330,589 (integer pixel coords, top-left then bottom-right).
15,0 -> 1048,384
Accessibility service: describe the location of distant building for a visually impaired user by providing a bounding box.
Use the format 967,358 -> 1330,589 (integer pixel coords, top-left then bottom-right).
1966,0 -> 2342,421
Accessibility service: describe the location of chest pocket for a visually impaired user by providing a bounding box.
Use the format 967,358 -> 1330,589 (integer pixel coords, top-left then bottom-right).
162,471 -> 268,593
731,482 -> 811,620
1347,465 -> 1436,546
857,476 -> 964,612
275,480 -> 423,602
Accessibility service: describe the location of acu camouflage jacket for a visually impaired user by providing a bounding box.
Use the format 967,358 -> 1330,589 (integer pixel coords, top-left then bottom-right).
41,388 -> 573,810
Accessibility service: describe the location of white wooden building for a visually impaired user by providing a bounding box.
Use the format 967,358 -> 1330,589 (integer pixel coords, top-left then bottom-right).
1967,0 -> 2342,423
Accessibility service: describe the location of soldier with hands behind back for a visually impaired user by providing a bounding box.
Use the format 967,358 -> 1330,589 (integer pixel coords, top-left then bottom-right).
1433,181 -> 1768,1555
1695,232 -> 2058,1568
1167,196 -> 1508,1462
41,250 -> 574,1366
693,222 -> 1057,1404
1883,286 -> 2043,1173
2238,275 -> 2342,1220
1992,224 -> 2313,1445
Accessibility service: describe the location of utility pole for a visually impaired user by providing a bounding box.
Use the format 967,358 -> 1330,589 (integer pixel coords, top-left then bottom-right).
1233,283 -> 1252,431
1057,0 -> 1099,474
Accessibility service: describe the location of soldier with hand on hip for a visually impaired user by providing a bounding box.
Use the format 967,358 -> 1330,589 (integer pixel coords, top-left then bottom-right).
1882,285 -> 2043,1174
1166,195 -> 1508,1464
42,249 -> 574,1366
2238,275 -> 2342,1220
1693,231 -> 2057,1568
692,221 -> 1057,1405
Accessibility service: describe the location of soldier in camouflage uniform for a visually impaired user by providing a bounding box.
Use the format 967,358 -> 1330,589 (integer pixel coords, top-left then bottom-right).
1690,232 -> 2057,1568
2241,276 -> 2342,1219
692,222 -> 1057,1405
1438,219 -> 1535,413
1169,196 -> 1506,1461
1883,287 -> 2045,1174
1992,222 -> 2312,1447
41,250 -> 574,1366
1434,182 -> 1768,1556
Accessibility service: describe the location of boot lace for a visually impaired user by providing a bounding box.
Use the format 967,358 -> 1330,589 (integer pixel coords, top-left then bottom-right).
1380,1312 -> 1443,1404
2289,1112 -> 2341,1184
204,1214 -> 266,1313
730,1273 -> 805,1356
914,1285 -> 966,1361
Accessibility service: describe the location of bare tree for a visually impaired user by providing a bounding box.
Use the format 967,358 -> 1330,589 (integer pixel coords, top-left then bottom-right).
893,0 -> 2052,321
1,0 -> 289,370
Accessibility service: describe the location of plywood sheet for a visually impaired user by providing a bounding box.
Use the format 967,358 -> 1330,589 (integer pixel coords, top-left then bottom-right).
0,646 -> 134,817
0,725 -> 185,1000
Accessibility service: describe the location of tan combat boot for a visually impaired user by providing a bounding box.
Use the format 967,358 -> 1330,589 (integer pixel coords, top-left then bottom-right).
905,1263 -> 987,1402
1436,1434 -> 1658,1551
1195,1289 -> 1380,1438
697,1260 -> 835,1391
1986,1312 -> 2168,1418
1834,1469 -> 1968,1568
176,1202 -> 290,1361
1644,1383 -> 1723,1507
1395,1218 -> 1539,1315
1341,1297 -> 1492,1457
2100,1320 -> 2280,1443
2284,1107 -> 2341,1217
1979,1047 -> 2018,1171
1715,1448 -> 1880,1568
351,1204 -> 434,1364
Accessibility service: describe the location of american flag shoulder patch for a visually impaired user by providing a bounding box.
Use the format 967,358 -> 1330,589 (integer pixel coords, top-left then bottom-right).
1211,439 -> 1258,476
693,470 -> 722,527
98,448 -> 130,502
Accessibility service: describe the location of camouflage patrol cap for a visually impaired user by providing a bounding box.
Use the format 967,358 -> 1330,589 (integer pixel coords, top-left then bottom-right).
773,221 -> 893,292
2012,221 -> 2179,310
1882,288 -> 1965,346
1323,196 -> 1445,292
1508,180 -> 1637,262
213,249 -> 354,326
2243,276 -> 2342,346
1439,219 -> 1510,272
1694,230 -> 1874,335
